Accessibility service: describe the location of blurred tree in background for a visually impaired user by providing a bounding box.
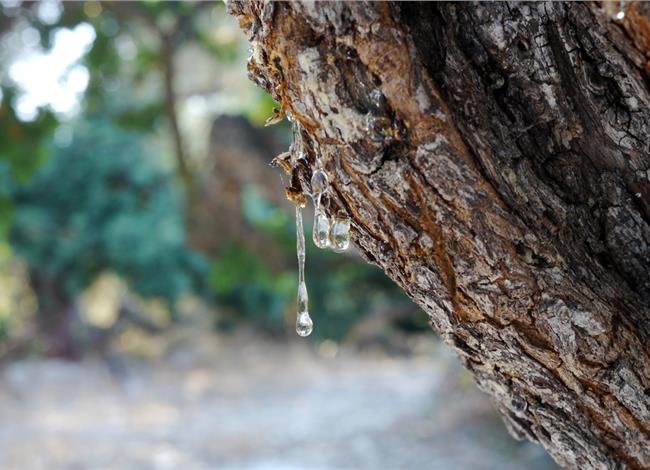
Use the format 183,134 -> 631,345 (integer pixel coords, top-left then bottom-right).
0,0 -> 424,358
8,115 -> 208,357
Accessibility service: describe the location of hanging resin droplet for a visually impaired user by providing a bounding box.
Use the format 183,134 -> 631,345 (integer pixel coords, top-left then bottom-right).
330,216 -> 351,252
612,0 -> 625,21
313,209 -> 331,249
311,169 -> 329,197
296,311 -> 313,337
296,283 -> 313,337
296,282 -> 314,337
295,205 -> 313,336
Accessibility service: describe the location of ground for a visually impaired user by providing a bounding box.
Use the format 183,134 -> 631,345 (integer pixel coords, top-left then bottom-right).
0,331 -> 556,469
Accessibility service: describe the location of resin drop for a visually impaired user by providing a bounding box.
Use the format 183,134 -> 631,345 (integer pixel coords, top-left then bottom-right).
298,281 -> 309,313
369,88 -> 386,111
313,210 -> 331,249
296,310 -> 313,337
511,396 -> 527,415
612,0 -> 625,21
311,169 -> 329,197
295,206 -> 313,336
365,114 -> 393,143
330,216 -> 351,252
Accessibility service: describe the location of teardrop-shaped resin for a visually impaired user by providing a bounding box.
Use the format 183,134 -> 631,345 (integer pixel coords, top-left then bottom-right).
297,281 -> 308,314
312,210 -> 331,249
365,114 -> 393,143
311,169 -> 329,196
296,311 -> 313,337
330,216 -> 351,252
295,207 -> 312,337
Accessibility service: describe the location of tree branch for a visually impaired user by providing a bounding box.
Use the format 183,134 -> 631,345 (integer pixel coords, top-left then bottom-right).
227,1 -> 650,468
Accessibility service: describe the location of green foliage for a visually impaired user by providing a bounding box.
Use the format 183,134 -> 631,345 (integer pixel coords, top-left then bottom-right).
0,88 -> 58,182
0,87 -> 58,238
0,162 -> 14,240
209,187 -> 296,333
210,244 -> 295,333
244,91 -> 282,127
8,116 -> 208,305
241,184 -> 292,239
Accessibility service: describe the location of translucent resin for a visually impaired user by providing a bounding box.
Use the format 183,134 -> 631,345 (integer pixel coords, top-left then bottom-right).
313,209 -> 331,249
330,216 -> 351,252
311,169 -> 329,197
295,206 -> 313,336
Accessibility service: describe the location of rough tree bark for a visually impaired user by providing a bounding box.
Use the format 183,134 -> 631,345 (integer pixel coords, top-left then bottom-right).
227,2 -> 650,468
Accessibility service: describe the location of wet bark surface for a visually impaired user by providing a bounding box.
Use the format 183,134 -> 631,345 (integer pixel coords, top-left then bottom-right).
227,2 -> 650,468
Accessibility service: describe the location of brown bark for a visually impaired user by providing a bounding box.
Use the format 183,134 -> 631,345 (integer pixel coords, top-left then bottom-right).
227,2 -> 650,468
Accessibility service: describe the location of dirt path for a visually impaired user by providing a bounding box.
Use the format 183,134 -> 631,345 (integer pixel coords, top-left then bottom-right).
0,333 -> 556,469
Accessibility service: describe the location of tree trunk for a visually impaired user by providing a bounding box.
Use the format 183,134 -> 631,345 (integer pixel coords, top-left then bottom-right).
227,2 -> 650,468
30,273 -> 81,359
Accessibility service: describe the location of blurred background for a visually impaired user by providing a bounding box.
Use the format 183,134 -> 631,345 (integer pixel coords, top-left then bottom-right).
0,1 -> 555,469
